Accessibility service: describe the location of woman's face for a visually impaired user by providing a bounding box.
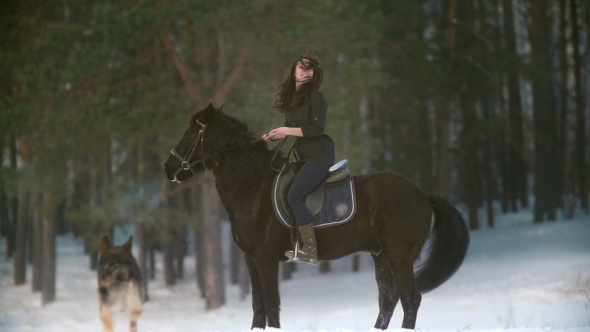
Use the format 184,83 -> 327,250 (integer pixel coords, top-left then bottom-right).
293,59 -> 313,88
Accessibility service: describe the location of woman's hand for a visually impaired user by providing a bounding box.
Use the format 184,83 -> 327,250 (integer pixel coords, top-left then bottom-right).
262,127 -> 290,142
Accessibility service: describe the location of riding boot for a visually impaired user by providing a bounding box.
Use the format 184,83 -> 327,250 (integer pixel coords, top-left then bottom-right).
284,224 -> 317,265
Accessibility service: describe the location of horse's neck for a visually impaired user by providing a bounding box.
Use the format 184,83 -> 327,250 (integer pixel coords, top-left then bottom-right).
211,152 -> 277,220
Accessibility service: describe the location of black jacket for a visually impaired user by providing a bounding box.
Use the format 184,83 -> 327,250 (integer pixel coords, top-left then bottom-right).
284,89 -> 335,168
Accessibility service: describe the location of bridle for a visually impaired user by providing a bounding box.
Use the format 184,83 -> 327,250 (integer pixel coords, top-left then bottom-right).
170,119 -> 207,174
169,118 -> 276,175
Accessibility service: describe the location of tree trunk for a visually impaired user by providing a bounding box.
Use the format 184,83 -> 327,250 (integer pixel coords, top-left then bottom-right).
281,261 -> 294,280
149,242 -> 156,280
41,191 -> 56,305
136,140 -> 149,301
0,135 -> 9,245
460,95 -> 481,230
13,190 -> 29,285
530,0 -> 559,222
89,165 -> 99,270
436,104 -> 454,199
194,222 -> 206,298
201,173 -> 225,309
32,192 -> 43,293
482,101 -> 495,227
230,242 -> 240,284
352,255 -> 360,272
359,95 -> 371,175
137,224 -> 149,302
570,0 -> 588,211
504,0 -> 528,210
7,134 -> 18,259
175,228 -> 186,280
319,261 -> 331,274
163,180 -> 176,286
558,0 -> 570,210
239,252 -> 250,301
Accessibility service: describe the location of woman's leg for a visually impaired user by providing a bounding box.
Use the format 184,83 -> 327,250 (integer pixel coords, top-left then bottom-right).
287,161 -> 329,226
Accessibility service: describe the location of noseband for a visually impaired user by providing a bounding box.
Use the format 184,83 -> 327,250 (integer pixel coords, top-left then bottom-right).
170,119 -> 207,174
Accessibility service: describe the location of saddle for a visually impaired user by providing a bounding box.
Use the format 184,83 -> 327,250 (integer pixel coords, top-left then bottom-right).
272,159 -> 357,229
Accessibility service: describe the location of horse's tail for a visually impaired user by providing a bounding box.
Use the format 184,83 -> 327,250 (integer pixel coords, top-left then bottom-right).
415,195 -> 470,294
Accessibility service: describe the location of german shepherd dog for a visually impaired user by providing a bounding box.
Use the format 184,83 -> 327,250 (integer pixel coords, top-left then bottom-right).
98,236 -> 145,332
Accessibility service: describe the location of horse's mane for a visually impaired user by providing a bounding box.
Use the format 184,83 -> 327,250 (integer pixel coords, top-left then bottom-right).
194,109 -> 285,198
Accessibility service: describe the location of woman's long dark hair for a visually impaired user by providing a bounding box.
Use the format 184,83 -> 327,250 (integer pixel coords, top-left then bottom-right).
270,52 -> 323,113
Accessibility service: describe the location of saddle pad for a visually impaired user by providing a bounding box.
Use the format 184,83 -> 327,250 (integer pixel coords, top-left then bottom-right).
272,175 -> 357,229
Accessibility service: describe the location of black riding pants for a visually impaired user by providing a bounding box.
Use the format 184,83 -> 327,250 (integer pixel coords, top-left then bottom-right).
287,161 -> 330,226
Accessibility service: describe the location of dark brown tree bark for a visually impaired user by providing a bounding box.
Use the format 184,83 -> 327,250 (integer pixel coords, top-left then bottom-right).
175,228 -> 186,280
460,95 -> 481,230
136,140 -> 149,301
163,180 -> 177,286
530,0 -> 560,222
0,136 -> 9,245
558,0 -> 570,212
201,173 -> 225,309
570,0 -> 588,211
194,222 -> 206,298
281,261 -> 294,280
239,252 -> 250,301
481,101 -> 495,227
319,261 -> 331,273
435,106 -> 453,199
7,134 -> 18,259
504,0 -> 528,210
352,255 -> 360,272
13,190 -> 29,285
137,224 -> 149,302
435,0 -> 458,199
230,241 -> 241,285
41,192 -> 56,305
32,192 -> 43,293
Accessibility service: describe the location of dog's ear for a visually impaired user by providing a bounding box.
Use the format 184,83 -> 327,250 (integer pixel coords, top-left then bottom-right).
100,236 -> 111,255
122,236 -> 133,252
218,104 -> 225,113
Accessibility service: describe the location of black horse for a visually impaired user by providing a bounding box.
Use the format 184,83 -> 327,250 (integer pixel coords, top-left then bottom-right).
164,104 -> 470,330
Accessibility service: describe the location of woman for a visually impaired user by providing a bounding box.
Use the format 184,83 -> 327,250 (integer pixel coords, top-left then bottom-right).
262,53 -> 335,265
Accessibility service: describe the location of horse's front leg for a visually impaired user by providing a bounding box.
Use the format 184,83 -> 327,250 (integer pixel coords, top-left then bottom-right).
252,251 -> 281,328
244,254 -> 267,329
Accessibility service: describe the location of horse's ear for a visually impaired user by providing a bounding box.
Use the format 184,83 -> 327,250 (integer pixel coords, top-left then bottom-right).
100,236 -> 111,255
218,104 -> 225,113
199,103 -> 216,123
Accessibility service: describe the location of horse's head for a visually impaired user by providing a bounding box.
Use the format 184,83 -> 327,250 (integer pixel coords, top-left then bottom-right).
164,103 -> 219,182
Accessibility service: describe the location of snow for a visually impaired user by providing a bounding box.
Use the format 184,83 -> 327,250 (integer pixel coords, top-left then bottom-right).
0,207 -> 589,332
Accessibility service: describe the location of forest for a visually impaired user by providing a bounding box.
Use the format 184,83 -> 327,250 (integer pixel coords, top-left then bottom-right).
0,0 -> 588,309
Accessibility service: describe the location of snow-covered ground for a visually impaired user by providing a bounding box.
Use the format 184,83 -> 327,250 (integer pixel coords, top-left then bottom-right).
0,207 -> 589,332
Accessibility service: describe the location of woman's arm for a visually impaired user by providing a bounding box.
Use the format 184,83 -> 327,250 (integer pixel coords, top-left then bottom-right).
262,90 -> 327,142
263,127 -> 302,142
299,90 -> 327,138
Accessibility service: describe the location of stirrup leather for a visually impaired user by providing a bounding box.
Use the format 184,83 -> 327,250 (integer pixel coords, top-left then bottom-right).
284,242 -> 317,265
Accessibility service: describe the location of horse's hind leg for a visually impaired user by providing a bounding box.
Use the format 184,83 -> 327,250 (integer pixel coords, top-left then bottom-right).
371,253 -> 400,330
385,245 -> 422,329
245,255 -> 267,329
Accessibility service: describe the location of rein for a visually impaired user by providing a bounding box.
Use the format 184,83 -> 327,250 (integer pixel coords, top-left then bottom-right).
170,119 -> 287,174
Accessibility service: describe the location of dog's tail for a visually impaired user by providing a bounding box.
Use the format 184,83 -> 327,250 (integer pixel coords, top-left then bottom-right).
415,195 -> 470,293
